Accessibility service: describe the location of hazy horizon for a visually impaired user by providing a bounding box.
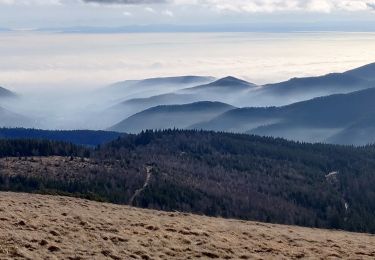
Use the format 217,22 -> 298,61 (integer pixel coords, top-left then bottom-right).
2,0 -> 375,132
1,31 -> 375,93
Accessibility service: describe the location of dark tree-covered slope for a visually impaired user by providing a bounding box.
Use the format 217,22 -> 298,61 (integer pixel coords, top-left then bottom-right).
0,128 -> 123,146
1,130 -> 375,233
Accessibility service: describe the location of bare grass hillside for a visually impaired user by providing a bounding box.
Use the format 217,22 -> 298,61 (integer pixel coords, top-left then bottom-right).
0,192 -> 374,259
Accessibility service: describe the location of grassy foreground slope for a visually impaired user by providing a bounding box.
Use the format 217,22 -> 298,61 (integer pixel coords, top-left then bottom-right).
1,192 -> 374,260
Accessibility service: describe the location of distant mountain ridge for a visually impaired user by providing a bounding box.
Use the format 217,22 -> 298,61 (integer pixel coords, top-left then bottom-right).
0,107 -> 33,128
192,87 -> 375,144
183,76 -> 257,92
262,73 -> 373,95
106,63 -> 375,119
134,76 -> 216,86
109,101 -> 235,133
100,62 -> 375,145
5,62 -> 375,145
344,62 -> 375,81
116,93 -> 198,112
109,76 -> 215,94
109,76 -> 255,121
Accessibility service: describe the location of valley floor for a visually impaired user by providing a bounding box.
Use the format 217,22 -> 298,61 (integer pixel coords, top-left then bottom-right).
0,192 -> 374,259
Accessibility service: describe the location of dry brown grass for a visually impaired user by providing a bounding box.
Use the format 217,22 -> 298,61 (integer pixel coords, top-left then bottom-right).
0,192 -> 374,260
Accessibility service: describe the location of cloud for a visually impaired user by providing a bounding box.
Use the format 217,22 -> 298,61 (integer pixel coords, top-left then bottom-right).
145,6 -> 156,12
306,0 -> 332,13
367,2 -> 375,9
162,9 -> 174,16
2,0 -> 374,13
174,0 -> 375,13
82,0 -> 168,4
0,0 -> 62,5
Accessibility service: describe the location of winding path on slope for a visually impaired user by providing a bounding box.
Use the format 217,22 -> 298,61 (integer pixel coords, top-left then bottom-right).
129,166 -> 153,205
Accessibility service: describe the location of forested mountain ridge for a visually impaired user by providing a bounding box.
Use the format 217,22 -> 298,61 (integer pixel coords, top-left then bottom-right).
1,130 -> 375,233
0,128 -> 123,146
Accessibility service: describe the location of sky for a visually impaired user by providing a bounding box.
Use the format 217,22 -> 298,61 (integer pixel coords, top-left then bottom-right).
1,0 -> 375,31
1,0 -> 375,91
1,31 -> 375,91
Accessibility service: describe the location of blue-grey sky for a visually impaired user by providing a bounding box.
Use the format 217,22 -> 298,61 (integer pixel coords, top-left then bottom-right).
1,0 -> 375,31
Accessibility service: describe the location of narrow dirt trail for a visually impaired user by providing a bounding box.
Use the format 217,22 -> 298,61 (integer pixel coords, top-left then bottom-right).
129,166 -> 153,205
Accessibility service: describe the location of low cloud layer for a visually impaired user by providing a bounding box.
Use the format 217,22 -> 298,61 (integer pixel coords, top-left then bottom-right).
196,0 -> 375,13
1,0 -> 375,13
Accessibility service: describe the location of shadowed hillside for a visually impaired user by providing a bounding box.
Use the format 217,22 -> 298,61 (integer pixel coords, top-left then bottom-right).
193,87 -> 375,144
0,128 -> 123,146
0,107 -> 33,128
344,62 -> 375,81
109,102 -> 235,133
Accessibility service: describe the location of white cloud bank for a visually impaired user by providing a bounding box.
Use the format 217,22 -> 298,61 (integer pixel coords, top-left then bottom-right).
1,0 -> 375,13
189,0 -> 375,13
0,0 -> 62,5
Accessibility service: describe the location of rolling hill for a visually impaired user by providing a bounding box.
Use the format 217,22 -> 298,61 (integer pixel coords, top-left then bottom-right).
109,101 -> 235,133
119,93 -> 198,108
249,71 -> 375,107
0,107 -> 33,128
327,114 -> 375,145
192,87 -> 375,144
106,93 -> 200,124
262,73 -> 372,96
106,75 -> 215,100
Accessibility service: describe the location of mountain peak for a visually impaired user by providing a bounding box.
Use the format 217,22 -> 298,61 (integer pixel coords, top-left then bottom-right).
210,76 -> 255,87
185,76 -> 256,93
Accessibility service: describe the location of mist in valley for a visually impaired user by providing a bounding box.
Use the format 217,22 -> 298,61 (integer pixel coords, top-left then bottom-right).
1,32 -> 375,146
